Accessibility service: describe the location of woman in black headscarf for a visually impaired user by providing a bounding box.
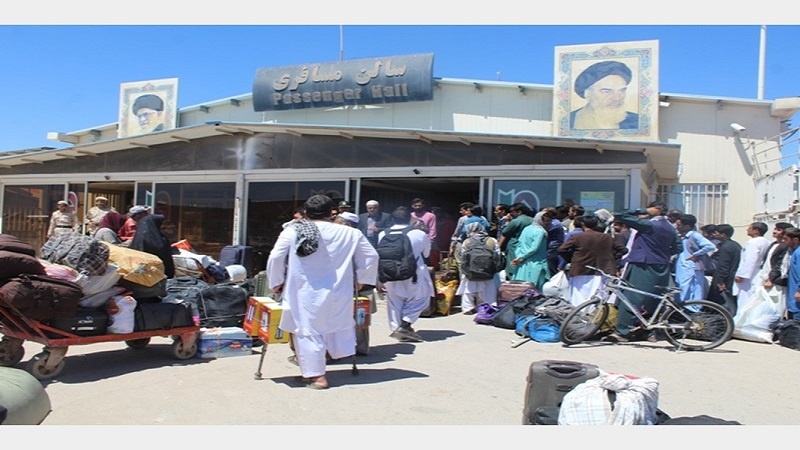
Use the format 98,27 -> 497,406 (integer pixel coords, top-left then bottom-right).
129,214 -> 176,278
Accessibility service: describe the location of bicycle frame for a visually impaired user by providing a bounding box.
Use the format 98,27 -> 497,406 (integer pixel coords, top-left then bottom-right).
598,276 -> 686,331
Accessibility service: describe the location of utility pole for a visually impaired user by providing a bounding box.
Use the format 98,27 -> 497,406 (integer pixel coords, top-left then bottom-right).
339,25 -> 344,61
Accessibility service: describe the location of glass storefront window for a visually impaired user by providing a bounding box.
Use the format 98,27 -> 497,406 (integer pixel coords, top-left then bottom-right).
560,179 -> 627,215
246,180 -> 346,271
491,179 -> 626,215
2,185 -> 65,252
492,180 -> 558,212
154,182 -> 236,260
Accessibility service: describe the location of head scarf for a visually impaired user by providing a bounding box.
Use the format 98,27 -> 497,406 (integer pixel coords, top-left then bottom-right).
291,219 -> 320,257
97,211 -> 126,232
129,214 -> 175,278
532,211 -> 549,232
465,221 -> 487,240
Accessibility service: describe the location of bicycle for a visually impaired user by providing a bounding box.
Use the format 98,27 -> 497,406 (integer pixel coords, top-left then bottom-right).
559,265 -> 734,351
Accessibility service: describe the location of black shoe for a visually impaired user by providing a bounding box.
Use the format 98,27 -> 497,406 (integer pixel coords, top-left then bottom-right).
463,308 -> 477,315
394,327 -> 423,342
601,332 -> 629,343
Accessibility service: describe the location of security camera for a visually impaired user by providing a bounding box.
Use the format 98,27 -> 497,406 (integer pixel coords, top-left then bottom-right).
730,123 -> 746,132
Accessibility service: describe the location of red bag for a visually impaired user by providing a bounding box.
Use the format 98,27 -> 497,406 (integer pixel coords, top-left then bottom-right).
0,250 -> 46,279
0,274 -> 82,321
0,234 -> 37,257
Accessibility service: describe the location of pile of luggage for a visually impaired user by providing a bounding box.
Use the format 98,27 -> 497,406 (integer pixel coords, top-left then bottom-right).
0,233 -> 252,337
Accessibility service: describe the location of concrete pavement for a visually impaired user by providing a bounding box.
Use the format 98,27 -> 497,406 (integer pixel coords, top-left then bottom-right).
12,296 -> 800,427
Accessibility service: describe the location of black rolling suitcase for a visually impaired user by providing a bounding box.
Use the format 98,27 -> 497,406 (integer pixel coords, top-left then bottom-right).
48,308 -> 109,337
219,245 -> 255,277
522,360 -> 600,425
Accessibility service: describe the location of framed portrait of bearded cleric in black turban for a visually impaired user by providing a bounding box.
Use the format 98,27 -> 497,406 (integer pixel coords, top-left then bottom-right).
553,40 -> 659,141
118,77 -> 179,138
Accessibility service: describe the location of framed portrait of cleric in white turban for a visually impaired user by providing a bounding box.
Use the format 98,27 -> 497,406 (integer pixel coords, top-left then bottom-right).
553,40 -> 658,141
118,77 -> 179,138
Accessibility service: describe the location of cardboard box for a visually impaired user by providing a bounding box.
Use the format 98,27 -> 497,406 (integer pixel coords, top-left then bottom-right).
257,302 -> 290,344
243,296 -> 278,337
198,326 -> 253,359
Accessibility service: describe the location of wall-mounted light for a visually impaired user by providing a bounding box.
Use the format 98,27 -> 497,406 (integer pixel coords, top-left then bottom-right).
412,169 -> 421,175
659,101 -> 670,108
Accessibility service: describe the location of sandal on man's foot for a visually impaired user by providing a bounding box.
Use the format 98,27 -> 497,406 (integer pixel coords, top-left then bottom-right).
287,355 -> 299,366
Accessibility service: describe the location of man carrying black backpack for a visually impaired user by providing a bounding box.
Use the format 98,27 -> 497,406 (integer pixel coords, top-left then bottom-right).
456,222 -> 504,314
378,206 -> 434,342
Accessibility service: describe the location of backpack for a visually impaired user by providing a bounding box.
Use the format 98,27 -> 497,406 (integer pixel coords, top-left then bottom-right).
461,235 -> 504,281
377,227 -> 418,283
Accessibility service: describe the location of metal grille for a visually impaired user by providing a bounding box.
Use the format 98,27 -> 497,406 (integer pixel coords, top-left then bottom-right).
655,183 -> 728,226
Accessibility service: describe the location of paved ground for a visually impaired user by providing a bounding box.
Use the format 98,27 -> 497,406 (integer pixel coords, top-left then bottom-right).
8,296 -> 800,430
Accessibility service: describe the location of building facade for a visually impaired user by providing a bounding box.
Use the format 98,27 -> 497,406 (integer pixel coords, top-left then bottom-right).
0,57 -> 796,271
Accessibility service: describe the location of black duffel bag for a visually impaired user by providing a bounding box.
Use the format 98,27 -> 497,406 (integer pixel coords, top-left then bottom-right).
196,282 -> 248,328
134,302 -> 195,331
492,292 -> 548,329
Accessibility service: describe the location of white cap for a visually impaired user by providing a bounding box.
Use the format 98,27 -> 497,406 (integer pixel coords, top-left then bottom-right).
339,212 -> 359,224
128,205 -> 151,215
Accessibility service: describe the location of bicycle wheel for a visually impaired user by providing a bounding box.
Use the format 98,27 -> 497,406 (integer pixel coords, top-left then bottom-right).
559,297 -> 609,345
661,300 -> 733,351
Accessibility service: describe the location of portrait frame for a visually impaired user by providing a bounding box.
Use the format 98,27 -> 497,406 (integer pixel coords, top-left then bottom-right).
118,77 -> 179,138
553,40 -> 659,141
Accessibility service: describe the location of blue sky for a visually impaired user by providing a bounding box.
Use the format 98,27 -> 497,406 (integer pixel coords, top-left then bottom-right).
2,20 -> 799,165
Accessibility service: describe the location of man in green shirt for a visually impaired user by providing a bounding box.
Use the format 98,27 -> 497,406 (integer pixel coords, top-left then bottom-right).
498,202 -> 534,280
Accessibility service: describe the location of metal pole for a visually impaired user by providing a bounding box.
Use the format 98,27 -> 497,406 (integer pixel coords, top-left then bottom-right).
757,25 -> 766,100
339,25 -> 344,61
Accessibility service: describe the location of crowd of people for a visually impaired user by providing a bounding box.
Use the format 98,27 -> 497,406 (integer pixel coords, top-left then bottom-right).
47,191 -> 789,389
268,193 -> 800,388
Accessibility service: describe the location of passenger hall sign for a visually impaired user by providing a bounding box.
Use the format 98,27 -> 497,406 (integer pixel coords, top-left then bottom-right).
252,53 -> 434,111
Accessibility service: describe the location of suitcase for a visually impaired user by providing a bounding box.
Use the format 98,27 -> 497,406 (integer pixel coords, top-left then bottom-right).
133,302 -> 195,331
522,360 -> 600,425
253,270 -> 272,298
219,245 -> 255,277
498,280 -> 536,303
48,307 -> 109,336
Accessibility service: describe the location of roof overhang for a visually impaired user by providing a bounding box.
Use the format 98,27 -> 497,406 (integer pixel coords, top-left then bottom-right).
0,122 -> 681,179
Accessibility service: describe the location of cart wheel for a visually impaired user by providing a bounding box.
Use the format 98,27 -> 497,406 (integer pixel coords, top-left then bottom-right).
125,338 -> 151,350
26,351 -> 65,380
172,339 -> 198,360
0,344 -> 24,367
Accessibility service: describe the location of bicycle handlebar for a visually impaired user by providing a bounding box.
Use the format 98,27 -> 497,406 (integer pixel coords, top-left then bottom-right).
585,265 -> 618,279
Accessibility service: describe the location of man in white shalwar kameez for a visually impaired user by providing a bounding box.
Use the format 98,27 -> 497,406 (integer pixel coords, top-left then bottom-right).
379,206 -> 434,342
733,222 -> 771,317
267,195 -> 378,390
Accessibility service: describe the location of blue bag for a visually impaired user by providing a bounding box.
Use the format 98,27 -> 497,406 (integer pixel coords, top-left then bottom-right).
516,315 -> 560,343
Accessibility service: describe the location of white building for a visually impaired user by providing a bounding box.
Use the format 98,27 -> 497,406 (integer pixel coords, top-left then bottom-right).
0,53 -> 797,270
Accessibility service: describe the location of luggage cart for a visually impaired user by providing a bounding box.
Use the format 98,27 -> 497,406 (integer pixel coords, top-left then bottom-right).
0,302 -> 200,380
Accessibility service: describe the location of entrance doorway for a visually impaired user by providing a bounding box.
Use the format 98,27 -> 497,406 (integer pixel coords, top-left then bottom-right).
359,177 -> 480,270
358,177 -> 480,216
